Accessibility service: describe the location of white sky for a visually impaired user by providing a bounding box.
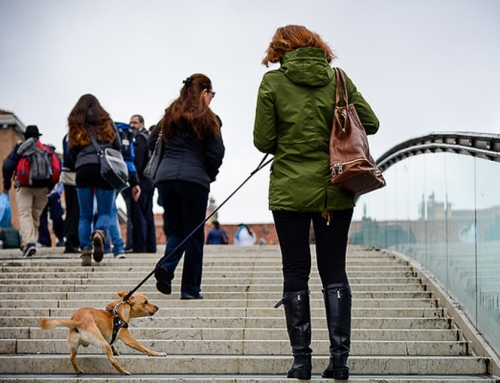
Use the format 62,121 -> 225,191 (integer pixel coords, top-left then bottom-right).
1,0 -> 499,224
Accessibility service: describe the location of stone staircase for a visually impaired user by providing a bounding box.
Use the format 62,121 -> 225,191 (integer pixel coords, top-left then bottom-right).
0,244 -> 498,382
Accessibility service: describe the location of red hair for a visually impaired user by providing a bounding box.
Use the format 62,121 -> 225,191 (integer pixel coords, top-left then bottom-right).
262,25 -> 336,67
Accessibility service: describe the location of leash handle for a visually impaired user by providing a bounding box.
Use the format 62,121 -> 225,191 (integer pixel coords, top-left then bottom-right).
121,154 -> 273,302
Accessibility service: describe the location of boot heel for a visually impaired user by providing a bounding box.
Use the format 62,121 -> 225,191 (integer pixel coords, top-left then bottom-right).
288,369 -> 311,380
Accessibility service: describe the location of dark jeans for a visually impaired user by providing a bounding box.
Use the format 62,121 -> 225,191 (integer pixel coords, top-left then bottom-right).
155,180 -> 209,297
63,185 -> 79,251
272,209 -> 353,293
122,178 -> 157,253
38,192 -> 65,246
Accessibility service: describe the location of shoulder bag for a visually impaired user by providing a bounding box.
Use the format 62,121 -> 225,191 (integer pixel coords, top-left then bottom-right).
89,133 -> 129,193
143,130 -> 163,182
329,67 -> 386,197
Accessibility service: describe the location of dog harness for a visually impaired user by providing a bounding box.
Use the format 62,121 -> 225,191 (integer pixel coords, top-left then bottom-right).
106,308 -> 129,345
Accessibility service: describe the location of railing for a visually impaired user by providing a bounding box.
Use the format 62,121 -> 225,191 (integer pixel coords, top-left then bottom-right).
350,131 -> 500,358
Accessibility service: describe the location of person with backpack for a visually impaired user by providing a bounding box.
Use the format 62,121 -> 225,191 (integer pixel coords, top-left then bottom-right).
2,125 -> 61,257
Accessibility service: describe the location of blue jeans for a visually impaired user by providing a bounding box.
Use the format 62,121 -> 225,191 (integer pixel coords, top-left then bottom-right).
76,187 -> 115,251
106,195 -> 124,255
155,180 -> 209,297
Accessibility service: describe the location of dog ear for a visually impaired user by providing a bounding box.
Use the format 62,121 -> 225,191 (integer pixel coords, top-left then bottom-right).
117,291 -> 129,298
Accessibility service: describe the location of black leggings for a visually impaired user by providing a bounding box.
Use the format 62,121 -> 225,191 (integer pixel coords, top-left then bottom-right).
272,209 -> 353,293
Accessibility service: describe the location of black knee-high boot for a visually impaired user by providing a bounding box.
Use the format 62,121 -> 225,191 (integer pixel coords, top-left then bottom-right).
321,283 -> 351,380
275,290 -> 312,380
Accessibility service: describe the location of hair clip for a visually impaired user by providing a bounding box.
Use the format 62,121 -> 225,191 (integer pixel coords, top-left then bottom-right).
183,77 -> 192,87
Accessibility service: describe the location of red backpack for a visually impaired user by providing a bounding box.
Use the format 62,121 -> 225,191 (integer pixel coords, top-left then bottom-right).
16,139 -> 61,186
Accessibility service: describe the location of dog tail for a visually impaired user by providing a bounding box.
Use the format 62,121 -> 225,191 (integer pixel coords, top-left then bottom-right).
39,318 -> 79,330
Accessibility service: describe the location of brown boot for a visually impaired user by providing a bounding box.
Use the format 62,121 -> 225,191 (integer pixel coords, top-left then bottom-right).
81,249 -> 92,267
91,230 -> 105,263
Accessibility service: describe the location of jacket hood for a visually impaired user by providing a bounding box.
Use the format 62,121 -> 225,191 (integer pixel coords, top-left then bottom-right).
281,47 -> 334,87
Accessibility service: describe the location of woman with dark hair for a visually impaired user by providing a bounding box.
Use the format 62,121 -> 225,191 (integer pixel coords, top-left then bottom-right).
150,73 -> 225,300
68,94 -> 140,266
254,25 -> 380,380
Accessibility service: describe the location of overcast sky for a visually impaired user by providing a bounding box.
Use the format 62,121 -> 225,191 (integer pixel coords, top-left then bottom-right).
1,0 -> 499,224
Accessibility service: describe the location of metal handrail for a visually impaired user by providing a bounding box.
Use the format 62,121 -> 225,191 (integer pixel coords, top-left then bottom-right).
376,132 -> 500,171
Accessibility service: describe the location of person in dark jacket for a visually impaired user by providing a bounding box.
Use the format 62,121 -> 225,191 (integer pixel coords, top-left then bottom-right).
68,94 -> 140,266
253,25 -> 380,380
2,125 -> 56,258
122,114 -> 156,253
150,73 -> 225,300
60,134 -> 80,253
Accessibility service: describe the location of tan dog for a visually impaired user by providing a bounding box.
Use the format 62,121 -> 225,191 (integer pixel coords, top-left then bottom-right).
39,291 -> 166,375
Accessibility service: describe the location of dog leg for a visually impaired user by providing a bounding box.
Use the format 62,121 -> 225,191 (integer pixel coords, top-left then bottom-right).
69,347 -> 83,374
118,328 -> 167,357
100,340 -> 131,375
67,330 -> 84,374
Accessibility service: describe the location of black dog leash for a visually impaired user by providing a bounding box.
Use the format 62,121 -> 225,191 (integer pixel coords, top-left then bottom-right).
118,154 -> 273,305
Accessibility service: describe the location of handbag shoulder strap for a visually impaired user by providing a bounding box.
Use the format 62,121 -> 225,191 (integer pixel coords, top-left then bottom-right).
88,130 -> 103,155
334,67 -> 349,106
154,129 -> 162,147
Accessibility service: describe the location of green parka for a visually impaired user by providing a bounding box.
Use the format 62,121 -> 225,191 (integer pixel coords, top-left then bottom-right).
253,47 -> 379,212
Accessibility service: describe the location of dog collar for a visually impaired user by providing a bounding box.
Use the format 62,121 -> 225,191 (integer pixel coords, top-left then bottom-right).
106,309 -> 129,345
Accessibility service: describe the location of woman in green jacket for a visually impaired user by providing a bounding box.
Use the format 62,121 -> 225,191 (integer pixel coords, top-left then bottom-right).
253,25 -> 379,380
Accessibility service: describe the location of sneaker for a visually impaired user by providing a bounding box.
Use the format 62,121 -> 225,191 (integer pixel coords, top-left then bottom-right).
22,244 -> 36,258
114,253 -> 126,259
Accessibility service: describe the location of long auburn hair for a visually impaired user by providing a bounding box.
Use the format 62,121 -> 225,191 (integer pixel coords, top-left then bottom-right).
262,25 -> 336,67
159,73 -> 219,141
67,94 -> 115,148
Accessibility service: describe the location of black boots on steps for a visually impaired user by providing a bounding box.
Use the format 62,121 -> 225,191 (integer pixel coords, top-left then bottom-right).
276,290 -> 312,380
321,283 -> 352,380
277,284 -> 352,380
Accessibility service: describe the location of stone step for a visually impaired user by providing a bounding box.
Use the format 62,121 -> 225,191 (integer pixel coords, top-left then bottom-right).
0,316 -> 454,329
0,245 -> 497,381
0,276 -> 423,285
0,291 -> 435,305
5,338 -> 470,356
5,343 -> 461,365
0,355 -> 489,375
0,297 -> 442,308
0,268 -> 416,279
3,327 -> 462,342
0,282 -> 428,293
0,374 -> 496,383
0,306 -> 447,318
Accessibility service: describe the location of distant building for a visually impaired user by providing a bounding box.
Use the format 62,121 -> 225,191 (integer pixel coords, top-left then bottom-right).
0,109 -> 25,228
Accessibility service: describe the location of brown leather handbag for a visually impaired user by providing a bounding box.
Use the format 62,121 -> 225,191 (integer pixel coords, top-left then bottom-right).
329,67 -> 386,197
